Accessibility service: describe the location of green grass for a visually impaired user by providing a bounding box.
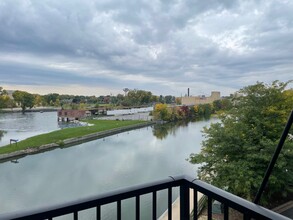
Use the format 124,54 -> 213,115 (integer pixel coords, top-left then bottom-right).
0,120 -> 145,155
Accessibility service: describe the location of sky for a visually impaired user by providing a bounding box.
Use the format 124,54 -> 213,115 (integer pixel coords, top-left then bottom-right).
0,0 -> 292,97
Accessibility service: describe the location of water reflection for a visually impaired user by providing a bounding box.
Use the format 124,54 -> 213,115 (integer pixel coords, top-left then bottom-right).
0,112 -> 80,147
0,130 -> 6,141
0,113 -> 217,219
152,118 -> 210,140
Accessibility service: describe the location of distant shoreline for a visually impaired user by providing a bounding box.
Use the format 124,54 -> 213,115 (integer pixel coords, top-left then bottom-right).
0,107 -> 60,113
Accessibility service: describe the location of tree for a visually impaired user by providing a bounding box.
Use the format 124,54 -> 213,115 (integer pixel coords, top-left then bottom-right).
0,87 -> 12,109
175,97 -> 182,105
189,81 -> 293,206
0,95 -> 12,109
158,95 -> 164,103
34,94 -> 43,106
123,88 -> 129,96
123,89 -> 153,106
13,90 -> 35,113
165,95 -> 174,104
0,87 -> 7,96
43,93 -> 59,106
153,103 -> 170,121
213,98 -> 233,112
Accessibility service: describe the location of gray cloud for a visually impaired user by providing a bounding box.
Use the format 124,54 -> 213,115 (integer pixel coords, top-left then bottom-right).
0,0 -> 292,96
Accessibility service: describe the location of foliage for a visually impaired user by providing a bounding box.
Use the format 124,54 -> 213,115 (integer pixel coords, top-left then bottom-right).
0,94 -> 11,109
153,103 -> 170,121
153,103 -> 214,121
175,97 -> 182,105
120,89 -> 155,106
33,94 -> 44,106
213,98 -> 232,112
12,90 -> 35,112
0,87 -> 177,109
197,104 -> 213,117
189,81 -> 293,206
164,95 -> 175,104
43,93 -> 60,106
0,87 -> 13,109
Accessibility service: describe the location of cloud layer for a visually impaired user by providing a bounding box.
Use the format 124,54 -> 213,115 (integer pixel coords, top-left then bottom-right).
0,0 -> 292,96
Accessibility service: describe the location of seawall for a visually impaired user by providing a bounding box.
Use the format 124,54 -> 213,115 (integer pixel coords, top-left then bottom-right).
0,122 -> 155,162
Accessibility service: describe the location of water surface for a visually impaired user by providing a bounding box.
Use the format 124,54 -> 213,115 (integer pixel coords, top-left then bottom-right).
0,112 -> 216,219
0,112 -> 79,147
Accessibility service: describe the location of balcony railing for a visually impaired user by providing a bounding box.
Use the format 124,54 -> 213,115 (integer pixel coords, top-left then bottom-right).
0,175 -> 290,220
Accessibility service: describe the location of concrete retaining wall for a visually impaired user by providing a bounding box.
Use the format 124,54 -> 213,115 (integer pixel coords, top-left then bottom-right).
0,122 -> 155,162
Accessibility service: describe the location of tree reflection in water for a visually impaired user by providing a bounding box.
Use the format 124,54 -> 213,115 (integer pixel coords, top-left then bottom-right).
0,130 -> 6,141
152,120 -> 189,140
152,117 -> 211,140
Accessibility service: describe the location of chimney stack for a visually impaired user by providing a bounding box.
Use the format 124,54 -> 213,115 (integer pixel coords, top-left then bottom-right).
188,88 -> 190,97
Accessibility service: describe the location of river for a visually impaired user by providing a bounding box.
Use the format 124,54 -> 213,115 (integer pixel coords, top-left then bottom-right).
0,112 -> 216,219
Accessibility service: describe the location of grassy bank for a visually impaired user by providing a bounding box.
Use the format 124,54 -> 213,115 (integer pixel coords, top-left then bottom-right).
0,120 -> 145,155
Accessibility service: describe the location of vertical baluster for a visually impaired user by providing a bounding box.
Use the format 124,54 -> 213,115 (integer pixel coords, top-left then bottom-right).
223,204 -> 228,220
207,197 -> 212,220
152,191 -> 157,220
117,200 -> 121,220
179,183 -> 189,220
136,195 -> 140,220
96,205 -> 101,220
243,214 -> 251,220
168,187 -> 172,220
193,189 -> 197,220
73,211 -> 78,220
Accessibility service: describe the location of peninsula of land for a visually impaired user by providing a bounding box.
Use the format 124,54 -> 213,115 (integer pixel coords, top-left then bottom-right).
0,120 -> 154,162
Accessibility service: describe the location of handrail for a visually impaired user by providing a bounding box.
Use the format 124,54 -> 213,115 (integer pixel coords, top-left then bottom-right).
0,175 -> 290,220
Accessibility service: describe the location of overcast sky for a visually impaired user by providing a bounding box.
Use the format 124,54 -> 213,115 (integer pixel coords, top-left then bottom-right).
0,0 -> 292,97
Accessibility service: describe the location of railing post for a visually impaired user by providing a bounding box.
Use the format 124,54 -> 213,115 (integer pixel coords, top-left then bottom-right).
254,110 -> 293,204
193,189 -> 197,220
136,195 -> 140,220
180,182 -> 190,220
168,187 -> 172,220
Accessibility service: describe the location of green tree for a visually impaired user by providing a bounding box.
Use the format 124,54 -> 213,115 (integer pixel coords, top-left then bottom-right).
123,89 -> 153,106
13,90 -> 35,113
158,95 -> 164,103
165,95 -> 175,104
34,94 -> 43,107
0,95 -> 12,109
0,87 -> 12,109
197,103 -> 213,117
44,93 -> 60,106
0,87 -> 7,95
189,81 -> 293,206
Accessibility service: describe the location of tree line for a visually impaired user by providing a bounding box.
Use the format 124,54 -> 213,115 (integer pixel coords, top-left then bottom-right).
152,98 -> 232,121
0,87 -> 178,112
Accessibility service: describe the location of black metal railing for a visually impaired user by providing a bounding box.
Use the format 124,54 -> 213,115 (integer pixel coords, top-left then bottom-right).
0,175 -> 290,220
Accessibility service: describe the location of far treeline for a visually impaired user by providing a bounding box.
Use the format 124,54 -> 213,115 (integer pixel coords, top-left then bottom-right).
152,98 -> 232,121
0,87 -> 180,112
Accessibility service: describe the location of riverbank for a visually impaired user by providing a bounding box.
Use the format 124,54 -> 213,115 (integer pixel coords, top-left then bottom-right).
0,120 -> 155,161
0,107 -> 60,113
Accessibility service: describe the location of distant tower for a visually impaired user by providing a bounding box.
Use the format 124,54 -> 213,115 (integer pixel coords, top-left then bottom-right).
188,88 -> 190,97
211,91 -> 221,100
